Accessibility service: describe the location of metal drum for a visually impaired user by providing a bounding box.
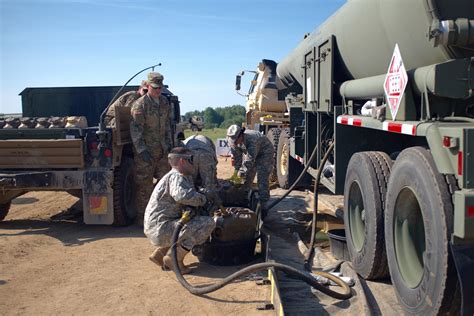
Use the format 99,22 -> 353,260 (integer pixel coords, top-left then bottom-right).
195,207 -> 259,266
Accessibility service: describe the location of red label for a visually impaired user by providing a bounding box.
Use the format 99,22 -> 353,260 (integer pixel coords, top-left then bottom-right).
468,206 -> 474,217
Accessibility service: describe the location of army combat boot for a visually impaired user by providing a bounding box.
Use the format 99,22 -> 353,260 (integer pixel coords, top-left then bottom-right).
149,246 -> 170,267
163,246 -> 191,274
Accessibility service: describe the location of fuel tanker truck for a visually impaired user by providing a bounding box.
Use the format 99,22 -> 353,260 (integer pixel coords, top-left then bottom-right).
235,0 -> 474,314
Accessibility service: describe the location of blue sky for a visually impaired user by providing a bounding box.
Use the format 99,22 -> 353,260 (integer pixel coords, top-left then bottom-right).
1,0 -> 344,115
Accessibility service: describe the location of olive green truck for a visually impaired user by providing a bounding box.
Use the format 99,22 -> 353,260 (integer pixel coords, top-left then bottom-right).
236,0 -> 474,314
0,86 -> 181,226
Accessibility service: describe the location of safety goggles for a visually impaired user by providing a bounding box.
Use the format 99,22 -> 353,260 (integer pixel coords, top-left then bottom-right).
168,153 -> 193,165
183,155 -> 193,165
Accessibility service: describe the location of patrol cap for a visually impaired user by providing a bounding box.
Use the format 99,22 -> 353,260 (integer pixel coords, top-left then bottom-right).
147,72 -> 164,88
226,124 -> 242,146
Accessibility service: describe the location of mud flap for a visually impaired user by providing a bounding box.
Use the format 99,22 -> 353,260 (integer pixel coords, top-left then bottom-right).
82,170 -> 114,224
450,242 -> 474,316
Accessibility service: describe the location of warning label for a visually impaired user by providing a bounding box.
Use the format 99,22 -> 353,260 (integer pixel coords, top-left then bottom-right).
383,44 -> 408,120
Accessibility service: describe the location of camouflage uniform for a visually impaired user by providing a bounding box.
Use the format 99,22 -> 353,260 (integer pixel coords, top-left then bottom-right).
144,168 -> 215,250
183,135 -> 218,189
104,90 -> 140,127
131,93 -> 173,219
233,130 -> 274,202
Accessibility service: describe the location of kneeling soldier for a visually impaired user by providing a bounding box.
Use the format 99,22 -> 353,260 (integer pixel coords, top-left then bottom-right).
144,147 -> 216,274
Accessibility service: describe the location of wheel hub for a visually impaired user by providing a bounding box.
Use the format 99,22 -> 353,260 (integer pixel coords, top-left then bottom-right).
393,187 -> 425,288
348,181 -> 365,252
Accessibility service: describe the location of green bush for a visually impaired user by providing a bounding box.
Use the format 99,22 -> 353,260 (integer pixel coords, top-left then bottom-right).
219,116 -> 245,128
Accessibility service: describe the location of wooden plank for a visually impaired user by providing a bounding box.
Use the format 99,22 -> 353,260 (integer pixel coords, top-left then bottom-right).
0,148 -> 82,156
0,139 -> 83,148
0,139 -> 84,168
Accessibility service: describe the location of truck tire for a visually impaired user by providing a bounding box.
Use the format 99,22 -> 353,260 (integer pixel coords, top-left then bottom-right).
384,147 -> 457,315
0,202 -> 11,221
267,127 -> 281,183
344,151 -> 392,279
113,156 -> 137,226
277,128 -> 310,189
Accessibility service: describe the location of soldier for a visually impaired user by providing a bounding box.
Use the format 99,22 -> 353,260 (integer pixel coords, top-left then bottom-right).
183,134 -> 218,189
130,72 -> 173,225
104,80 -> 148,127
145,147 -> 217,274
226,124 -> 274,209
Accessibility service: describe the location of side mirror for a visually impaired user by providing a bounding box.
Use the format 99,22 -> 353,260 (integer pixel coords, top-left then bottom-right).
235,75 -> 242,91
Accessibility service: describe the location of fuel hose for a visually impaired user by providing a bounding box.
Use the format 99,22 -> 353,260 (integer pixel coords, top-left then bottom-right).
263,138 -> 334,271
168,212 -> 351,299
264,138 -> 320,211
304,142 -> 334,270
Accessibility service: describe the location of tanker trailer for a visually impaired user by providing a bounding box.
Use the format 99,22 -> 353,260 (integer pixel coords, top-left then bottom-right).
269,0 -> 474,314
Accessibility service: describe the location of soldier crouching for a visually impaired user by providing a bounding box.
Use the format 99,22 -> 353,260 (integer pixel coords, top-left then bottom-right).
144,147 -> 216,274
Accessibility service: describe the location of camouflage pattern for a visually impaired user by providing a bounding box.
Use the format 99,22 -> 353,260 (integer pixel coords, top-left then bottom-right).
232,129 -> 274,202
131,93 -> 173,219
144,168 -> 215,250
183,135 -> 218,189
130,94 -> 172,154
104,90 -> 140,126
147,72 -> 164,88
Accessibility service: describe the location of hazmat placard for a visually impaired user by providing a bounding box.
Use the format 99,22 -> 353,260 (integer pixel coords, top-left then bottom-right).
383,44 -> 408,120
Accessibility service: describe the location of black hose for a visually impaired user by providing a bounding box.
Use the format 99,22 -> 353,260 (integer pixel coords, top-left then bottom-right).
263,135 -> 334,271
98,62 -> 161,131
169,219 -> 351,299
304,141 -> 334,271
265,139 -> 320,211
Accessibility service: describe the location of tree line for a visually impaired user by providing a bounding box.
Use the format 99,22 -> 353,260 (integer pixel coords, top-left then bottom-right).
183,105 -> 245,129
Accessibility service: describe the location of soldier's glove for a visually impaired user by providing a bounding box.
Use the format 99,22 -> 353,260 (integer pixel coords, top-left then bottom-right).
199,188 -> 223,207
139,150 -> 153,163
181,206 -> 197,221
229,170 -> 242,185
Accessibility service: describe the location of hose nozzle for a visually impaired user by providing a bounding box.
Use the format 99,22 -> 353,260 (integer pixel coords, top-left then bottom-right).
180,210 -> 193,224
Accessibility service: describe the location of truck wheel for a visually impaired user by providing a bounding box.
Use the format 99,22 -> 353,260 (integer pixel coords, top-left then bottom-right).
385,147 -> 457,315
0,202 -> 11,221
277,128 -> 310,189
344,151 -> 392,279
113,156 -> 136,226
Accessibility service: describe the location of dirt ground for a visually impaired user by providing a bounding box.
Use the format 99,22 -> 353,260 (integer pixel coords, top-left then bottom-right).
0,155 -> 403,315
0,156 -> 274,315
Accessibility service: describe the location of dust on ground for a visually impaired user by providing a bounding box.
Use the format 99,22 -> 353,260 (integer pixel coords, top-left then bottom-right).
0,156 -> 272,315
1,155 -> 402,315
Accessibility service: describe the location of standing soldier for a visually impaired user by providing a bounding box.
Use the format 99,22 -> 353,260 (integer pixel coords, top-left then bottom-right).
183,134 -> 218,189
130,72 -> 173,225
104,80 -> 148,127
226,124 -> 274,211
145,147 -> 217,274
